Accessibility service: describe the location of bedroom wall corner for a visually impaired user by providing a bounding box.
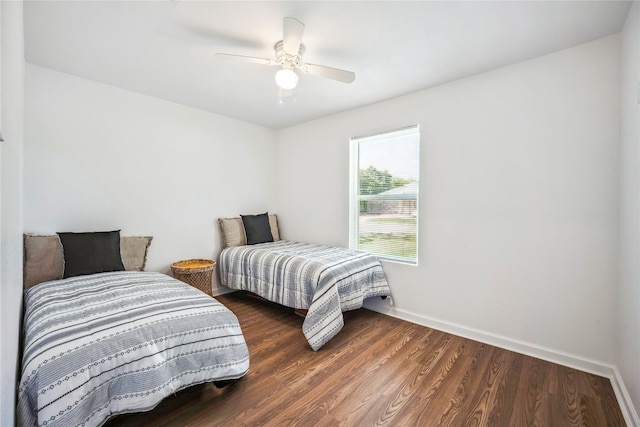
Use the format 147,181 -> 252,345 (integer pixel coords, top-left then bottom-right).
0,1 -> 25,425
617,1 -> 640,424
23,65 -> 277,299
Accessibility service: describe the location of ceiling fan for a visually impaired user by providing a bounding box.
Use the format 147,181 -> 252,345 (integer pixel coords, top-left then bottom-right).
216,17 -> 356,101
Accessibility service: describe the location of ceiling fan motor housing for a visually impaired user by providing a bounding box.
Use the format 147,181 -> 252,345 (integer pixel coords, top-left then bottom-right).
275,40 -> 305,67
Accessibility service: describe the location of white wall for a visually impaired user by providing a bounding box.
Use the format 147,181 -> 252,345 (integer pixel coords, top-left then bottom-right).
618,1 -> 640,423
24,65 -> 277,293
0,1 -> 24,425
276,36 -> 621,371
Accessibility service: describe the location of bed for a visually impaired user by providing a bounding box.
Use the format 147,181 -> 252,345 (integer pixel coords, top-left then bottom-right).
218,214 -> 391,351
17,231 -> 250,427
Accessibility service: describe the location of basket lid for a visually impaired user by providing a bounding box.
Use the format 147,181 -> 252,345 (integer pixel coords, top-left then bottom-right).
170,259 -> 216,270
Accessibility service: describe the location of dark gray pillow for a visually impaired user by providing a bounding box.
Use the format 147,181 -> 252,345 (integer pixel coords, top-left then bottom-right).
241,213 -> 274,245
57,230 -> 125,278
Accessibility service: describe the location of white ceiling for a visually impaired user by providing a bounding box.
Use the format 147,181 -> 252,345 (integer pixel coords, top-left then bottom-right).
24,1 -> 631,129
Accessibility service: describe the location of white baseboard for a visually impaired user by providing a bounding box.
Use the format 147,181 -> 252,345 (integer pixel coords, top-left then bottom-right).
364,298 -> 639,427
610,366 -> 640,427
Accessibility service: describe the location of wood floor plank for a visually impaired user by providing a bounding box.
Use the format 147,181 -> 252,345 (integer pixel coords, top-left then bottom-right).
328,337 -> 429,424
559,366 -> 586,426
434,343 -> 494,426
395,340 -> 486,426
105,291 -> 627,427
457,347 -> 510,426
486,349 -> 523,424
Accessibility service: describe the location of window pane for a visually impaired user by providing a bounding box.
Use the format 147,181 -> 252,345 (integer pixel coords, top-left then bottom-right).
358,210 -> 417,260
350,126 -> 419,263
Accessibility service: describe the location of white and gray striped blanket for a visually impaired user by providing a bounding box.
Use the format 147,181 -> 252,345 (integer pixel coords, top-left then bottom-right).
219,240 -> 391,351
17,271 -> 250,427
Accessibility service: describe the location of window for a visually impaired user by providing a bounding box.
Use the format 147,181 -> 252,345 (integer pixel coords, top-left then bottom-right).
349,125 -> 420,264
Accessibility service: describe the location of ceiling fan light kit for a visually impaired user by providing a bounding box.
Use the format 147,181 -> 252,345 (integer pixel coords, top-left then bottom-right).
275,66 -> 298,90
216,17 -> 355,102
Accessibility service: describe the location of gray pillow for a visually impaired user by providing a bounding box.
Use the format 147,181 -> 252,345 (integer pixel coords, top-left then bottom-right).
23,234 -> 65,288
120,236 -> 153,271
218,217 -> 247,247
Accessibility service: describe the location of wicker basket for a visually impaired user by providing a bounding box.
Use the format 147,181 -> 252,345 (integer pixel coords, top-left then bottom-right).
170,259 -> 216,296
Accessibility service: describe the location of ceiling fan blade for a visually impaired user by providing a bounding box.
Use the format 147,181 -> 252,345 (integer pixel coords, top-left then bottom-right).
283,17 -> 305,54
216,53 -> 277,66
300,63 -> 356,84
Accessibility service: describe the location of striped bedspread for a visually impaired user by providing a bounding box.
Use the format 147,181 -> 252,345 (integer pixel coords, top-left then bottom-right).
219,240 -> 391,351
17,271 -> 250,427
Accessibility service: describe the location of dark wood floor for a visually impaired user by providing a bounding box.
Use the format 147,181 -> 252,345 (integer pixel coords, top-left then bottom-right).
106,291 -> 626,427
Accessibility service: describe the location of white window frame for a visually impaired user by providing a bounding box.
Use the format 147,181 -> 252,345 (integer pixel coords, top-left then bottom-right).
349,125 -> 420,265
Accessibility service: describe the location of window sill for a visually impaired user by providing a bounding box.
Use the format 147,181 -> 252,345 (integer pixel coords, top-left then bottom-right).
376,255 -> 417,266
